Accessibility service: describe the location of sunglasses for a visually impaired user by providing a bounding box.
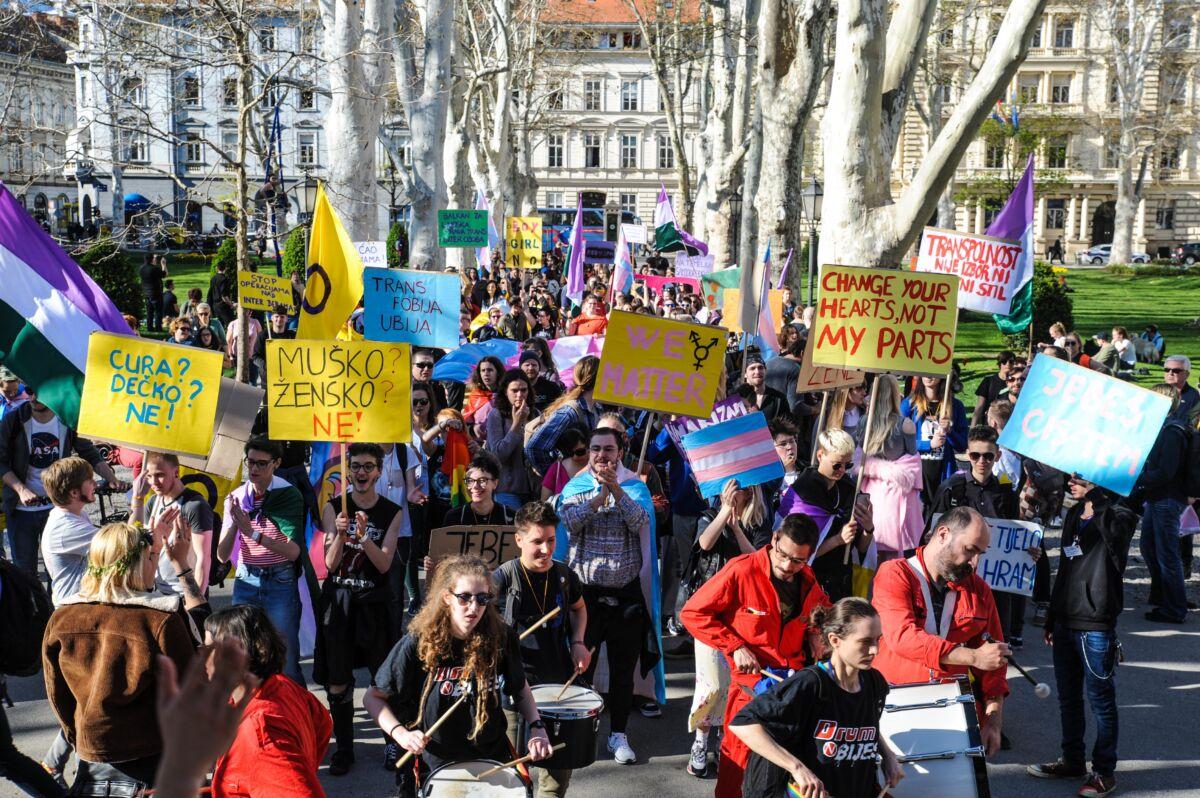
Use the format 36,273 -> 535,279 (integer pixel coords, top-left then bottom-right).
348,462 -> 378,472
451,591 -> 494,607
1164,367 -> 1187,374
571,447 -> 588,457
1007,374 -> 1026,382
413,398 -> 430,408
967,451 -> 997,462
415,361 -> 434,369
829,461 -> 852,472
1064,341 -> 1079,347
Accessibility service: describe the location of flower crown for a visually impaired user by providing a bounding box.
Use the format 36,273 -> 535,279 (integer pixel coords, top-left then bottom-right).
86,525 -> 153,580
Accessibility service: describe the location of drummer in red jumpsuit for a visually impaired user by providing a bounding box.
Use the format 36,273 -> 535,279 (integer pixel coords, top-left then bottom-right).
681,514 -> 830,798
872,505 -> 1011,755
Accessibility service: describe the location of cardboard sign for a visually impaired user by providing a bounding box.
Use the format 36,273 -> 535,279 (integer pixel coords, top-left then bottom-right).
140,465 -> 242,516
665,396 -> 750,450
176,378 -> 263,479
796,337 -> 865,392
915,227 -> 1024,315
702,266 -> 741,309
77,333 -> 222,456
997,354 -> 1171,496
810,265 -> 958,377
266,339 -> 412,443
353,240 -> 388,269
427,525 -> 517,570
507,216 -> 543,269
438,210 -> 489,248
675,253 -> 715,279
594,310 -> 724,418
622,223 -> 647,244
931,513 -> 1043,597
362,267 -> 459,348
722,288 -> 785,334
237,270 -> 294,313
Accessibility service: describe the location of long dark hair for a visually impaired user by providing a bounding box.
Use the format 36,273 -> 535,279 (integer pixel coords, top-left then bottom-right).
467,355 -> 505,393
204,605 -> 286,680
492,369 -> 533,417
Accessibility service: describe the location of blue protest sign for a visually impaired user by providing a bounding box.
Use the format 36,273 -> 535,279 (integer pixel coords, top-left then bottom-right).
997,354 -> 1172,496
362,267 -> 459,348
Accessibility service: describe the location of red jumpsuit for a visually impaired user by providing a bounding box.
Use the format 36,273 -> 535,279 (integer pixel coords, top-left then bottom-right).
681,546 -> 830,798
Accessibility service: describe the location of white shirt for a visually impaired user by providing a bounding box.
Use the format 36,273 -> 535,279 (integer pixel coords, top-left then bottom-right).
377,446 -> 412,539
41,507 -> 96,606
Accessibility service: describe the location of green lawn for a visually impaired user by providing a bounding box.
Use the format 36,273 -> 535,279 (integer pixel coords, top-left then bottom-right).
954,269 -> 1200,396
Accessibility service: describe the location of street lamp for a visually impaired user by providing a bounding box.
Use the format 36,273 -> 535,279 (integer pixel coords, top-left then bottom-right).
799,176 -> 823,306
729,188 -> 743,265
294,168 -> 318,224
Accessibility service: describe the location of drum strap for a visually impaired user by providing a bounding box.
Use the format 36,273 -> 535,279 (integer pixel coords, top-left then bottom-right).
905,556 -> 956,638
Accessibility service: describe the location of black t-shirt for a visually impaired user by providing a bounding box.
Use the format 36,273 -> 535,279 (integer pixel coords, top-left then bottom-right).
493,560 -> 583,684
736,665 -> 889,798
530,376 -> 564,412
442,503 -> 515,527
975,374 -> 1006,415
373,629 -> 527,765
140,262 -> 164,296
327,494 -> 401,600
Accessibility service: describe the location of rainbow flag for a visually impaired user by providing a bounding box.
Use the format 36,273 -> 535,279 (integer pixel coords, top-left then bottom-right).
441,427 -> 471,508
680,411 -> 784,498
0,183 -> 130,427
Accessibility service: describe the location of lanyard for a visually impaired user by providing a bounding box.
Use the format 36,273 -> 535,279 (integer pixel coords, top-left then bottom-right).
905,551 -> 956,639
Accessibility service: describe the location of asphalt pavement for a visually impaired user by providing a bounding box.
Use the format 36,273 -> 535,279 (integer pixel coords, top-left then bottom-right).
4,519 -> 1199,797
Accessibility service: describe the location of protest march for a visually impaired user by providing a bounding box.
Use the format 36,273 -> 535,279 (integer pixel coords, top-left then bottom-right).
1,162 -> 1198,798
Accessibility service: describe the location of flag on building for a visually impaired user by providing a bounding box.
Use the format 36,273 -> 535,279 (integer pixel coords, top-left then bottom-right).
990,154 -> 1036,334
754,243 -> 781,361
654,184 -> 708,255
0,183 -> 130,428
563,197 -> 587,307
297,183 -> 365,340
609,222 -> 635,303
680,412 -> 784,499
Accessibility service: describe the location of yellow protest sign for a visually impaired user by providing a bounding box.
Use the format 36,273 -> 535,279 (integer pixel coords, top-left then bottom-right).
266,339 -> 412,442
595,310 -> 724,418
78,333 -> 222,455
721,288 -> 785,334
297,183 -> 365,340
810,264 -> 958,377
237,270 -> 294,312
507,216 -> 543,270
140,465 -> 242,515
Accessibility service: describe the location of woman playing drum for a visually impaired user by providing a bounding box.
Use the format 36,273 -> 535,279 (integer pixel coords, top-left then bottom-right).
730,598 -> 905,798
365,555 -> 554,796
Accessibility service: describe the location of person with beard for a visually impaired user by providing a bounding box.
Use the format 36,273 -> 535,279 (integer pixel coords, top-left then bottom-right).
316,443 -> 405,776
871,506 -> 1010,755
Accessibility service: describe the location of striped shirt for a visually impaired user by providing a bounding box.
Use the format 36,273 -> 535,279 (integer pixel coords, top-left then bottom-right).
238,493 -> 288,567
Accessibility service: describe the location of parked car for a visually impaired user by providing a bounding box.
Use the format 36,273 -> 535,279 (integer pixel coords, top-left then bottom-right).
1171,242 -> 1200,265
1076,244 -> 1150,265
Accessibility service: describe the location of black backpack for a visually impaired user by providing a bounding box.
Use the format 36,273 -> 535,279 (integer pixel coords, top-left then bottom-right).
0,558 -> 54,677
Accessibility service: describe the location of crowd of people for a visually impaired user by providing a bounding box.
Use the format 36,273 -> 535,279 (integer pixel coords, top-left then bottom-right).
0,253 -> 1197,798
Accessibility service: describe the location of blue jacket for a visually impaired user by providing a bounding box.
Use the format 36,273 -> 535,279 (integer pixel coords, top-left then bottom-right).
900,395 -> 968,486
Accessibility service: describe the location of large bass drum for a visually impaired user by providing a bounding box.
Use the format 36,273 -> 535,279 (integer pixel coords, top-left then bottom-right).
878,677 -> 990,798
523,684 -> 605,770
419,759 -> 532,798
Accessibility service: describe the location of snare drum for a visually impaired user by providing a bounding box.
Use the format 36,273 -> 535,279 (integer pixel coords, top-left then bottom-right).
525,684 -> 604,770
879,677 -> 990,798
420,759 -> 532,798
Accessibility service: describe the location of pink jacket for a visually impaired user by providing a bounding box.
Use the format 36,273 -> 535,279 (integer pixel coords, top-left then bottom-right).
859,453 -> 924,554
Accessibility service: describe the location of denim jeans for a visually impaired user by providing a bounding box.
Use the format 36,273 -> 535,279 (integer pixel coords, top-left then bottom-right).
2,498 -> 51,577
1140,497 -> 1187,622
232,562 -> 304,684
1052,626 -> 1119,777
494,492 -> 526,511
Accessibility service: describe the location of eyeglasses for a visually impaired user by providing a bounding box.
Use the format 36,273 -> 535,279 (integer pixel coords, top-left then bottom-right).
451,591 -> 494,607
348,462 -> 378,472
1064,341 -> 1079,347
414,361 -> 434,369
1164,367 -> 1187,374
464,477 -> 494,487
772,543 -> 809,566
245,457 -> 274,470
967,451 -> 997,463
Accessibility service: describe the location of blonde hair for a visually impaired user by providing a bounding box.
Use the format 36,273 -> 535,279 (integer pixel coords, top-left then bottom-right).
825,385 -> 864,432
79,522 -> 156,602
1151,383 -> 1180,414
817,428 -> 855,459
864,375 -> 903,457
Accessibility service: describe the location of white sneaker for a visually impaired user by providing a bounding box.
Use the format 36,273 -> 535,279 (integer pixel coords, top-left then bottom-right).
608,732 -> 636,764
687,739 -> 708,776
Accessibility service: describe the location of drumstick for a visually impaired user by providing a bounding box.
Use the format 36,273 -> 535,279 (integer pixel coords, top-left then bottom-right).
555,647 -> 596,700
394,691 -> 470,770
983,633 -> 1051,698
519,605 -> 562,641
477,743 -> 567,778
759,668 -> 784,682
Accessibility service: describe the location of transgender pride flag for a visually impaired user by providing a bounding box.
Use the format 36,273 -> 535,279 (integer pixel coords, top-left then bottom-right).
0,183 -> 130,426
609,223 -> 635,303
680,411 -> 784,498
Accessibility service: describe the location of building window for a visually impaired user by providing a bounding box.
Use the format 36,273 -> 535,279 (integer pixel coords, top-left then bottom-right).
546,191 -> 563,207
181,75 -> 201,107
260,79 -> 279,109
621,80 -> 639,111
937,27 -> 953,46
547,133 -> 563,168
1166,15 -> 1191,48
622,31 -> 641,48
1159,138 -> 1180,169
121,128 -> 148,163
259,27 -> 275,51
298,133 -> 316,166
122,76 -> 145,106
1045,199 -> 1065,229
1050,75 -> 1072,104
299,86 -> 316,110
620,133 -> 638,168
183,134 -> 204,165
620,192 -> 637,214
584,79 -> 601,111
1018,74 -> 1039,104
1053,18 -> 1074,48
1104,132 -> 1121,168
1029,19 -> 1042,48
547,81 -> 564,110
223,77 -> 237,108
10,143 -> 22,173
584,132 -> 601,168
1109,76 -> 1120,104
1045,135 -> 1068,169
299,21 -> 318,53
1156,200 -> 1176,229
601,32 -> 618,49
657,133 -> 674,168
984,140 -> 1005,169
220,130 -> 237,159
1161,69 -> 1186,105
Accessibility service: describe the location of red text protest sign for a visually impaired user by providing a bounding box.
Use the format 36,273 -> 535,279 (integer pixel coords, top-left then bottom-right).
914,227 -> 1024,315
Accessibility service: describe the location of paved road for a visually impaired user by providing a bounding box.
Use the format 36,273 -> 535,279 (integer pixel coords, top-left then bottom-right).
5,522 -> 1199,797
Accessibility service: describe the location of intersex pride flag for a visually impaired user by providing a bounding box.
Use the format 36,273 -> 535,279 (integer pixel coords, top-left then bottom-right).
680,411 -> 783,498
